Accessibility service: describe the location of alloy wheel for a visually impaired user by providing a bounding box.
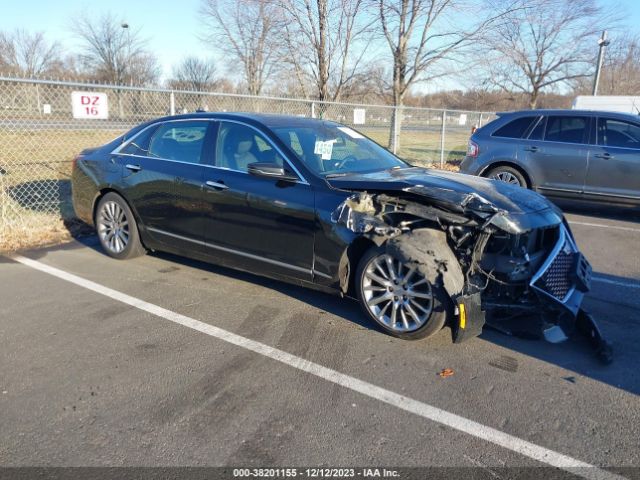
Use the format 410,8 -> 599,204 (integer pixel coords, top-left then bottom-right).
97,201 -> 130,254
362,253 -> 434,333
491,171 -> 521,185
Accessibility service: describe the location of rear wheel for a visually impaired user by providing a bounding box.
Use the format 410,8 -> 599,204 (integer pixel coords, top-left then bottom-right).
485,165 -> 528,188
95,192 -> 146,260
356,246 -> 450,340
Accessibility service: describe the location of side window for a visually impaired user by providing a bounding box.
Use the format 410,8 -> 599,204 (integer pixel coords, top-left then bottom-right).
598,118 -> 640,149
147,121 -> 209,164
216,122 -> 285,172
544,116 -> 588,144
492,116 -> 538,138
527,117 -> 546,140
120,125 -> 159,156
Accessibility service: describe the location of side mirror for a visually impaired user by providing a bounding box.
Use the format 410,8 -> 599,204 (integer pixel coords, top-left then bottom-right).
247,162 -> 298,182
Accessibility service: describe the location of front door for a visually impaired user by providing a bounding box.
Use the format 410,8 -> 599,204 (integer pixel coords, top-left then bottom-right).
201,120 -> 316,280
584,116 -> 640,202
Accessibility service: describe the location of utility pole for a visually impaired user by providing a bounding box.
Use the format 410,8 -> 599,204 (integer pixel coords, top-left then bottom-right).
592,30 -> 610,96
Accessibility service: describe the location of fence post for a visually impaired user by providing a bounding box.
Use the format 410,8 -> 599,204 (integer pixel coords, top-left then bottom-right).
440,110 -> 447,168
311,102 -> 316,119
391,106 -> 399,155
170,91 -> 175,116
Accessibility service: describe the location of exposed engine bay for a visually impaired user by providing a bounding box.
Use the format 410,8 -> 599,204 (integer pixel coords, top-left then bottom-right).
331,189 -> 612,363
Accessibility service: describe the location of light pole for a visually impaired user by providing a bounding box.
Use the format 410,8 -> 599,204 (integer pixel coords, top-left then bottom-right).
121,22 -> 131,86
592,30 -> 610,96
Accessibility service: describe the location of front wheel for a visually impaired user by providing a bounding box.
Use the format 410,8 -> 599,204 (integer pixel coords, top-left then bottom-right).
355,246 -> 450,340
95,192 -> 146,260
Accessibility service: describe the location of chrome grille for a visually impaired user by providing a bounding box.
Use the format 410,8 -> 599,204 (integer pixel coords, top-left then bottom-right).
534,239 -> 575,300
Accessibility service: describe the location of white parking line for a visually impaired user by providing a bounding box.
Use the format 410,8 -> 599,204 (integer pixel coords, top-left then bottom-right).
569,221 -> 640,233
10,254 -> 626,480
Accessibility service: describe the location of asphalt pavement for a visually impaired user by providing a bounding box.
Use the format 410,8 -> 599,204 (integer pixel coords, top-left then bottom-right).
1,205 -> 639,479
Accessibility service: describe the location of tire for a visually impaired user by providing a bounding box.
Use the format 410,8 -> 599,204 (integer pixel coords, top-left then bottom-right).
355,245 -> 451,340
485,165 -> 528,188
95,192 -> 146,260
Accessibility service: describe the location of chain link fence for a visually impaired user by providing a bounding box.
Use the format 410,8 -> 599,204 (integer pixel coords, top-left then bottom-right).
0,76 -> 495,251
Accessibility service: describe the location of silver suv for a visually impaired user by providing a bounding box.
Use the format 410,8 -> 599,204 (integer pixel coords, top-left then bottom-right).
459,109 -> 640,205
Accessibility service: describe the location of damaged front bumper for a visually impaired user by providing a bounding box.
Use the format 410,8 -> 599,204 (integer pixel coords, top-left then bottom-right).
528,224 -> 591,317
454,225 -> 612,363
330,190 -> 611,363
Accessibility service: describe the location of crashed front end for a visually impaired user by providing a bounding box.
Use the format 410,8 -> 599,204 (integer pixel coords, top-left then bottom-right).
331,186 -> 611,363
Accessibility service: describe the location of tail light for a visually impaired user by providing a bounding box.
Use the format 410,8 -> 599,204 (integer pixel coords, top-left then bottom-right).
467,140 -> 479,158
72,155 -> 80,170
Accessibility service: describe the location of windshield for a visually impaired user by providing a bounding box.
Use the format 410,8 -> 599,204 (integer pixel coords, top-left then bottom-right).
272,122 -> 408,177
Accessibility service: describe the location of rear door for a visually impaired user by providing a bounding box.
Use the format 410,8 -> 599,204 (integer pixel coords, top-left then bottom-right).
584,116 -> 640,201
114,119 -> 215,251
523,115 -> 590,194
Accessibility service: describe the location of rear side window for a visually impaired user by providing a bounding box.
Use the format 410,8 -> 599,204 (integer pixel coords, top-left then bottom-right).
120,125 -> 158,156
544,116 -> 588,144
492,116 -> 538,138
597,118 -> 640,149
148,121 -> 209,164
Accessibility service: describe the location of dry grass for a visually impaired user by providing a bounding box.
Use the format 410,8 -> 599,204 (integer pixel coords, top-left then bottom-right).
0,127 -> 465,253
360,127 -> 470,166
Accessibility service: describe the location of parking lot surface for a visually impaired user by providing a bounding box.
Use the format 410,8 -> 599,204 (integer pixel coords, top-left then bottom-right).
1,206 -> 639,478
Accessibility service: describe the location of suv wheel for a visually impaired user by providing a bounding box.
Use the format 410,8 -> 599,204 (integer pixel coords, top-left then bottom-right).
486,166 -> 527,188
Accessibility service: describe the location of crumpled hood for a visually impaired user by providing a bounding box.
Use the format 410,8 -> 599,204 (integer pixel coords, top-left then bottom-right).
326,167 -> 563,233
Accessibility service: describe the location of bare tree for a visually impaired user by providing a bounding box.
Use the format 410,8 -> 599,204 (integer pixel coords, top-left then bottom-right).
169,57 -> 218,91
484,0 -> 615,109
0,29 -> 61,77
200,0 -> 280,95
71,12 -> 160,86
373,0 -> 515,149
277,0 -> 370,102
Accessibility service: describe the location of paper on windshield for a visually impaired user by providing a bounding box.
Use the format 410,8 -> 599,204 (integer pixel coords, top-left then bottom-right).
314,140 -> 335,160
337,126 -> 364,139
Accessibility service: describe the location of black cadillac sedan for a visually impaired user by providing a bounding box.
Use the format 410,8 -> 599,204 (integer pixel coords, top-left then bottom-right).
71,113 -> 608,357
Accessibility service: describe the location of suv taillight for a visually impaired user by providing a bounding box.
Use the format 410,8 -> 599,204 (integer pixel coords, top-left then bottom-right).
467,140 -> 479,158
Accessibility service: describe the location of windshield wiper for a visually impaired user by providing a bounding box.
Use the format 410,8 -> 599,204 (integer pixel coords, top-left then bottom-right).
324,172 -> 350,178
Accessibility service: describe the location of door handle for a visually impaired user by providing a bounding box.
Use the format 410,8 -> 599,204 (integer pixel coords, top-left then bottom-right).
594,153 -> 614,160
205,180 -> 229,191
125,164 -> 142,172
524,146 -> 538,152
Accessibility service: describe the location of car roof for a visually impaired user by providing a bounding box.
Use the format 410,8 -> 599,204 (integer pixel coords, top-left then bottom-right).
147,112 -> 340,129
497,109 -> 640,121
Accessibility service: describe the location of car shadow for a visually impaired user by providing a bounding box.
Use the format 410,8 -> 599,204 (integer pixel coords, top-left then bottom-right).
13,234 -> 640,396
7,179 -> 76,218
67,236 -> 379,334
552,198 -> 640,224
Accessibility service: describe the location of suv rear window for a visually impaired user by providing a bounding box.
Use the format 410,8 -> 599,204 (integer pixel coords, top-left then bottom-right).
492,116 -> 538,139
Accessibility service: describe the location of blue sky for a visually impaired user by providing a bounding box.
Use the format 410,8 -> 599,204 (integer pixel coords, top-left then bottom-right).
0,0 -> 638,85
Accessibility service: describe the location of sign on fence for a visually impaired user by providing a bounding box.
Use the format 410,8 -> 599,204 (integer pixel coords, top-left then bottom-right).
71,91 -> 109,119
353,108 -> 366,125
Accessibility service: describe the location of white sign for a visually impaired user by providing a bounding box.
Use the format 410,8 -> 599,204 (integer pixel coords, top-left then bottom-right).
72,91 -> 109,119
43,104 -> 51,115
314,140 -> 334,160
353,108 -> 366,125
458,114 -> 467,126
